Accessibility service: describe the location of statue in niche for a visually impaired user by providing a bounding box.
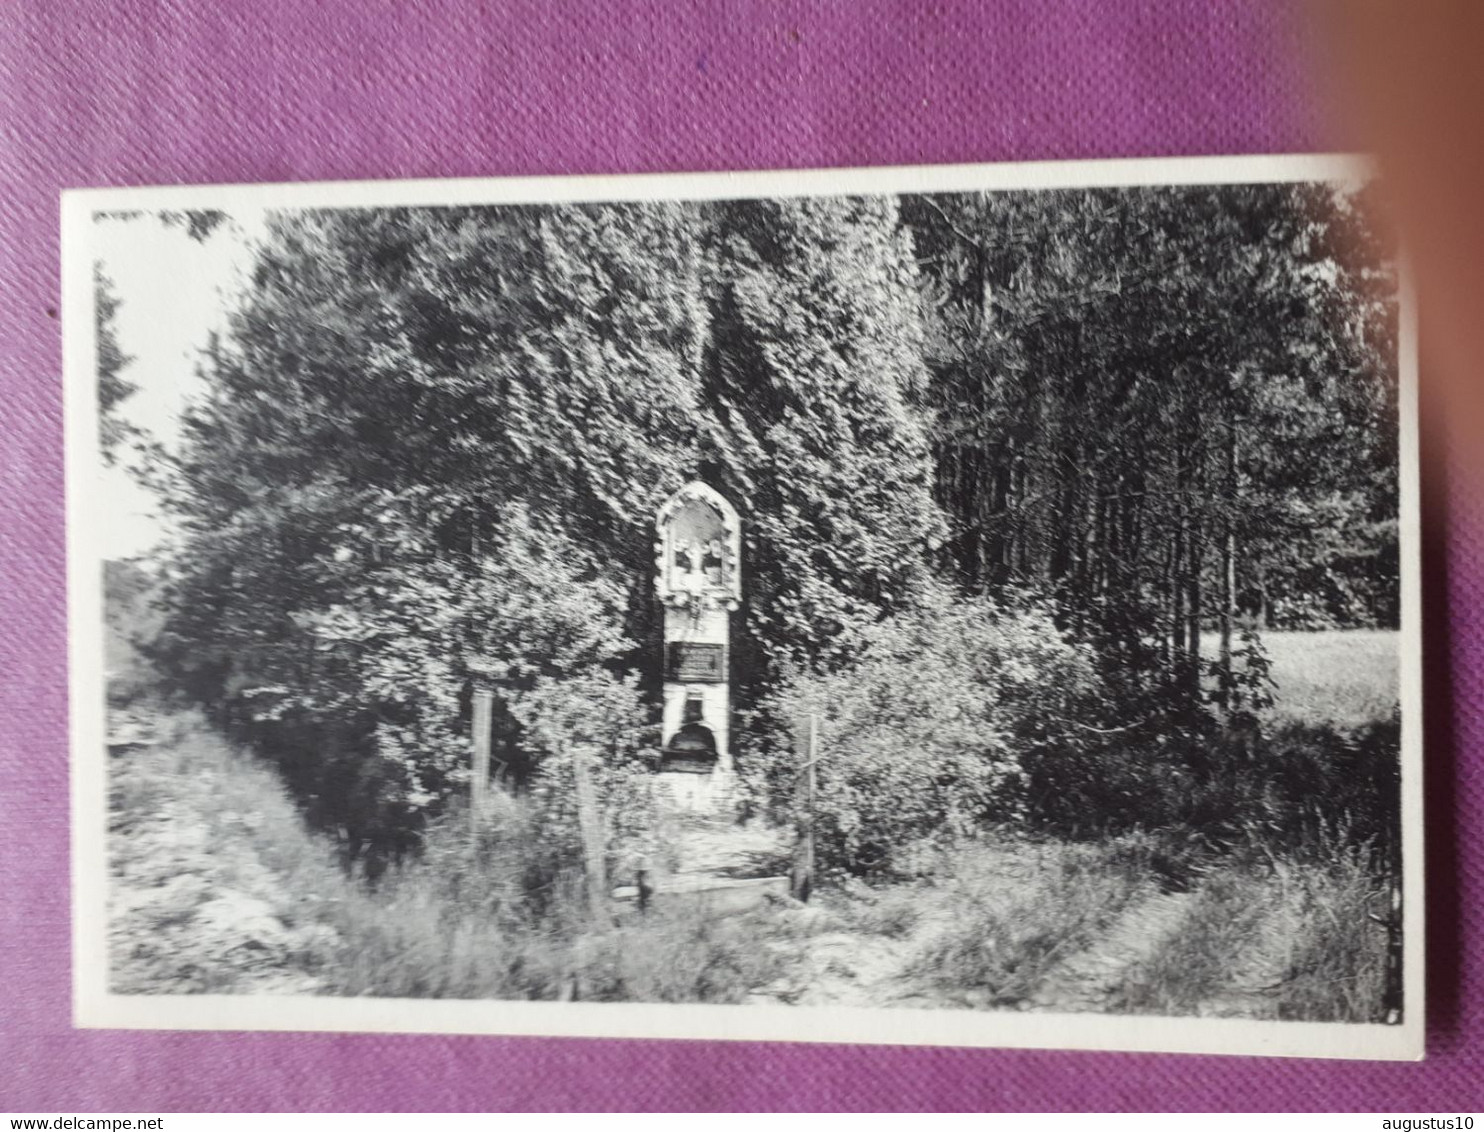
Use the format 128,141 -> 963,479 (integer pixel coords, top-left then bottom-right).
701,539 -> 725,586
672,538 -> 706,596
657,487 -> 739,611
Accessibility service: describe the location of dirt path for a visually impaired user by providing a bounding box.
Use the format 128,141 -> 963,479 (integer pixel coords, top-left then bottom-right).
1027,890 -> 1193,1014
762,888 -> 1202,1015
747,876 -> 1214,1017
664,813 -> 788,882
747,919 -> 929,1009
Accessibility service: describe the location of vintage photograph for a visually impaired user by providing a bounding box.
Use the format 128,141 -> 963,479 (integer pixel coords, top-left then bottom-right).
67,158 -> 1422,1058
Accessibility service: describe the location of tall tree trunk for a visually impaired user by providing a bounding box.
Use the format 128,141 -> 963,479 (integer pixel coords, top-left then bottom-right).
1124,480 -> 1146,672
1180,398 -> 1206,702
1170,445 -> 1188,679
1015,458 -> 1030,577
1186,508 -> 1203,699
1170,508 -> 1186,673
1218,423 -> 1238,709
1082,479 -> 1099,603
993,457 -> 1012,586
975,446 -> 993,591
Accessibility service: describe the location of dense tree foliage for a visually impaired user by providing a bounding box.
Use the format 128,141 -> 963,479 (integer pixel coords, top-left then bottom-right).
124,183 -> 1398,856
149,203 -> 707,845
702,195 -> 945,685
96,265 -> 135,463
906,183 -> 1397,707
146,195 -> 946,849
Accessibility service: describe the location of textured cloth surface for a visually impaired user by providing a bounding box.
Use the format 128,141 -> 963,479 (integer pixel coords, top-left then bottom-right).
0,0 -> 1476,1112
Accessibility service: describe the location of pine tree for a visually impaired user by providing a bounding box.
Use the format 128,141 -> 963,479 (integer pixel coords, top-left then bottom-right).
905,182 -> 1399,705
156,201 -> 711,831
702,195 -> 946,680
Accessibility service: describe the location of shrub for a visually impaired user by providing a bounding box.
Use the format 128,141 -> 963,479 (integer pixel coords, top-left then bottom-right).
1253,717 -> 1402,862
104,560 -> 165,709
503,668 -> 664,895
159,503 -> 644,858
744,587 -> 1101,876
1023,708 -> 1401,868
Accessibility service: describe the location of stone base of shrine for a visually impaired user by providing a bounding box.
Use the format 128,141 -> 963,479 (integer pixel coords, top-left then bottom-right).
654,767 -> 735,812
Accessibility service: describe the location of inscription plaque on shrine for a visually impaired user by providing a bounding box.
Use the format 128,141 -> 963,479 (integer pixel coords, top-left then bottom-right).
667,642 -> 726,683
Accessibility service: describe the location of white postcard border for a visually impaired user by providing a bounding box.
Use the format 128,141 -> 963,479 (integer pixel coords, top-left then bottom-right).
64,153 -> 1425,1061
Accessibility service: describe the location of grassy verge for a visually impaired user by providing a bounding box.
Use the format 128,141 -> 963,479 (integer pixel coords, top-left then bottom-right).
109,715 -> 795,1002
111,715 -> 1398,1019
881,829 -> 1395,1020
324,814 -> 796,1003
108,715 -> 347,993
1111,844 -> 1393,1022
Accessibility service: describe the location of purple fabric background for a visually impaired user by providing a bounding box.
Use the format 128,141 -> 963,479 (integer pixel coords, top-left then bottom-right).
0,0 -> 1476,1111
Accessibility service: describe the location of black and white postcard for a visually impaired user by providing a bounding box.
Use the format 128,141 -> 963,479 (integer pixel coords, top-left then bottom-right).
65,156 -> 1424,1059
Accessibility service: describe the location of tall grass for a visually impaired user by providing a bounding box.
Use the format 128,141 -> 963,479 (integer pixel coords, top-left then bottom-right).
109,716 -> 350,993
1112,837 -> 1393,1022
113,713 -> 1400,1019
323,805 -> 793,1003
901,826 -> 1396,1021
110,716 -> 792,1003
1272,836 -> 1396,1023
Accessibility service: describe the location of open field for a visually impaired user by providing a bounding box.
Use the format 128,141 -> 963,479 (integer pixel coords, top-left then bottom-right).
1205,629 -> 1399,729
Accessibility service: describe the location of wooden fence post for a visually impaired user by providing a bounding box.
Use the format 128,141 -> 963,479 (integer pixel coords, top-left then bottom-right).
790,712 -> 818,902
571,741 -> 611,927
470,686 -> 494,834
1384,877 -> 1404,1025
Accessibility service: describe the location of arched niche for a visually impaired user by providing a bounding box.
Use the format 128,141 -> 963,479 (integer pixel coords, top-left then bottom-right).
654,481 -> 742,611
